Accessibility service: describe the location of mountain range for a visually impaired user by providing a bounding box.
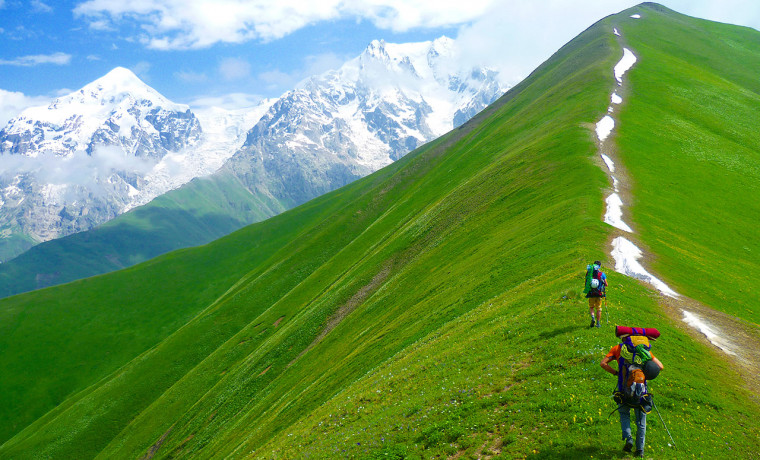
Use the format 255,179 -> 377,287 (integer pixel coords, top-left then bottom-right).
0,36 -> 505,266
1,3 -> 759,458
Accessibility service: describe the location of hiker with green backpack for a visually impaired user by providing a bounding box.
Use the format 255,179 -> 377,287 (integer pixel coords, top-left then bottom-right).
600,326 -> 665,458
584,261 -> 608,328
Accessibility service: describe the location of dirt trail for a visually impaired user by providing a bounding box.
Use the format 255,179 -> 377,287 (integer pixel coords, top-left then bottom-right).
659,294 -> 760,399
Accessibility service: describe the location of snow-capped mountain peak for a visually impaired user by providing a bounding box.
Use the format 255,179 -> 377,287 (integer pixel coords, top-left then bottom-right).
52,67 -> 186,113
0,67 -> 204,251
4,67 -> 195,158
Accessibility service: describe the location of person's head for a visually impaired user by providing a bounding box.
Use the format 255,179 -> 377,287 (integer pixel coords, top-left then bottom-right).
594,260 -> 601,267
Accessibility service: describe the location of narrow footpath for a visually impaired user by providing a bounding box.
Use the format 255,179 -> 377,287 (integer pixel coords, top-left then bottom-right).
597,11 -> 760,396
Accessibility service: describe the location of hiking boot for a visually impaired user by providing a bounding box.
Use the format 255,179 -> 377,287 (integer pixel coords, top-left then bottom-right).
590,318 -> 596,328
634,450 -> 644,458
623,439 -> 633,452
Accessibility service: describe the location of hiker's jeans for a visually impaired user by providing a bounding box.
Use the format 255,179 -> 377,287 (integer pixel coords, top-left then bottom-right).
618,405 -> 646,452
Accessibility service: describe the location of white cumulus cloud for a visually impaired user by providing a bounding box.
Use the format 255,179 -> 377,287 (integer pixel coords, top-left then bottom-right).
0,146 -> 156,199
0,89 -> 52,127
0,52 -> 72,66
73,0 -> 496,49
31,0 -> 53,13
259,52 -> 346,91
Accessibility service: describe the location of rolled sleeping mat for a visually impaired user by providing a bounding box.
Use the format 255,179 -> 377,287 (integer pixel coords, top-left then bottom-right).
615,325 -> 660,339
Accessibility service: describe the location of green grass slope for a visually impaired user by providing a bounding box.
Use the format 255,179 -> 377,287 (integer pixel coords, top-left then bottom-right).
614,3 -> 760,324
0,11 -> 612,455
0,231 -> 36,265
0,172 -> 284,299
1,4 -> 759,459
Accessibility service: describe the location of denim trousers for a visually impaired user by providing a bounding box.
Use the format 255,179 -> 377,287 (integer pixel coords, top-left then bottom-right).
619,405 -> 646,451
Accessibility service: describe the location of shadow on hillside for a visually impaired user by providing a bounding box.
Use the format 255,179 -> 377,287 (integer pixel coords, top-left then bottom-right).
538,325 -> 578,340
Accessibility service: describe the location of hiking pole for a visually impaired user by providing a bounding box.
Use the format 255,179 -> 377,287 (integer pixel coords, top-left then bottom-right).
653,400 -> 677,449
605,297 -> 609,325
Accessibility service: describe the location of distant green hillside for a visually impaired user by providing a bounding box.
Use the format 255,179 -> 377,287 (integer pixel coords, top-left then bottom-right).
1,3 -> 758,459
0,172 -> 284,298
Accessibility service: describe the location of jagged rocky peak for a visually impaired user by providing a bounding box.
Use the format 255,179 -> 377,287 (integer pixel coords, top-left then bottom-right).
364,39 -> 390,60
231,35 -> 508,212
0,37 -> 506,262
24,67 -> 187,126
427,36 -> 455,58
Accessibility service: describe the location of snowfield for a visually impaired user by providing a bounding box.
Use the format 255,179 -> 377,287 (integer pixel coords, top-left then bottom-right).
601,27 -> 737,358
600,32 -> 679,297
611,237 -> 679,297
614,48 -> 638,84
601,153 -> 615,173
595,115 -> 615,142
604,193 -> 633,233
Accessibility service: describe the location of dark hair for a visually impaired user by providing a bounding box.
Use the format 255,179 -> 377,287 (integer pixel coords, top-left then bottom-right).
594,260 -> 601,266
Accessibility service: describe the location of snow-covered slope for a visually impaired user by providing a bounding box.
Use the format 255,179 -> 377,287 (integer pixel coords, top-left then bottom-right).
126,101 -> 274,210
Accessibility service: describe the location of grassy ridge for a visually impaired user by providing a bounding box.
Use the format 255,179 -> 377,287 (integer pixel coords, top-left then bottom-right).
261,271 -> 759,459
0,231 -> 36,264
615,4 -> 760,323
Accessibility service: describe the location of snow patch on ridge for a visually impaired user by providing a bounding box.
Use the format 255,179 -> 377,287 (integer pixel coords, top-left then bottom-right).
596,115 -> 614,142
614,28 -> 621,36
601,154 -> 615,173
611,93 -> 622,104
630,14 -> 641,19
614,49 -> 637,85
611,237 -> 679,297
682,311 -> 737,356
604,194 -> 633,232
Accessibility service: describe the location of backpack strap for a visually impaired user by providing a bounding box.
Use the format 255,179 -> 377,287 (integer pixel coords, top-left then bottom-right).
616,343 -> 628,392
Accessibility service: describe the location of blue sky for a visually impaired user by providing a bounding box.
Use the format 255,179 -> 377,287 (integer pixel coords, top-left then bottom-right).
1,0 -> 759,124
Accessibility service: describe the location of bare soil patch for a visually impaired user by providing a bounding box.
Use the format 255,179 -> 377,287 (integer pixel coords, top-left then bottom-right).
140,424 -> 174,460
287,263 -> 392,368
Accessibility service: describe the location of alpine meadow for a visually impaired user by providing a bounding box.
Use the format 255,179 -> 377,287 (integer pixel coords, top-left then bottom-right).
1,3 -> 759,459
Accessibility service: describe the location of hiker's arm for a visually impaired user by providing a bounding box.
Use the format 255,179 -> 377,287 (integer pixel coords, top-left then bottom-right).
652,356 -> 664,370
600,356 -> 618,375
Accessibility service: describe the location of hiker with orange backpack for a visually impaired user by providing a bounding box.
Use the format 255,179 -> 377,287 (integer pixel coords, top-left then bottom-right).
601,326 -> 665,458
584,261 -> 608,328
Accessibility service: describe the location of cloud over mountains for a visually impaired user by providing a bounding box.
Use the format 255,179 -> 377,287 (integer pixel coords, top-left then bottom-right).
73,0 -> 496,50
